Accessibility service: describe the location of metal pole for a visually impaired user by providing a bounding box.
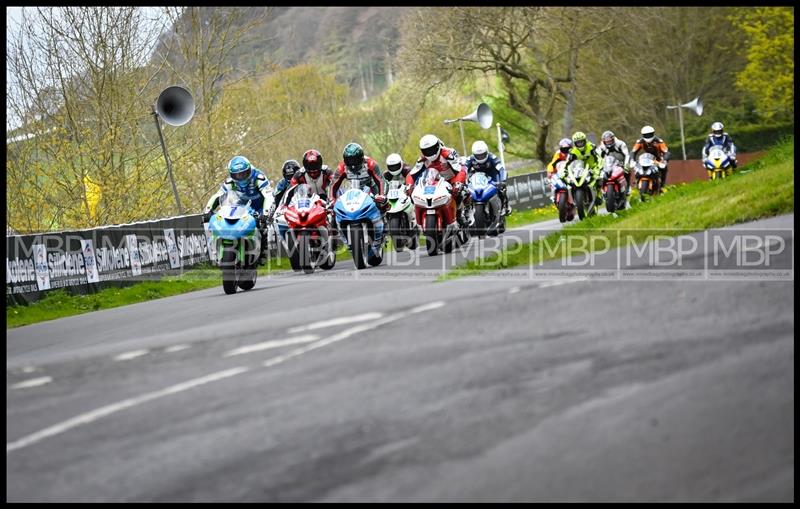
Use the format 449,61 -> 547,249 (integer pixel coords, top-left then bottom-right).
496,123 -> 505,168
152,106 -> 183,214
458,120 -> 467,158
677,105 -> 687,161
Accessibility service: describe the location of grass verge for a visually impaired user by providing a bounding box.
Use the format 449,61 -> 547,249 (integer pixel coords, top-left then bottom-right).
7,256 -> 291,329
439,136 -> 794,281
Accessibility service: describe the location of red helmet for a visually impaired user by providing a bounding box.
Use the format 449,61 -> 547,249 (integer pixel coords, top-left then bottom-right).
302,149 -> 323,178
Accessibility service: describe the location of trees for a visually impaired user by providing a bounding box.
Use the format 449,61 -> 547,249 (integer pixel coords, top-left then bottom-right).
397,7 -> 613,162
730,7 -> 794,122
6,7 -> 171,232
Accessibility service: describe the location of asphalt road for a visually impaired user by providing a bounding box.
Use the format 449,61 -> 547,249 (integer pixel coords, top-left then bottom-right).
6,214 -> 794,502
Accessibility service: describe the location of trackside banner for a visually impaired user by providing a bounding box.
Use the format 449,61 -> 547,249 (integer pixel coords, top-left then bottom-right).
6,214 -> 212,305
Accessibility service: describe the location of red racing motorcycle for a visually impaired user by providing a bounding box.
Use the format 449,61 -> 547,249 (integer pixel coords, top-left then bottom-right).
283,184 -> 336,273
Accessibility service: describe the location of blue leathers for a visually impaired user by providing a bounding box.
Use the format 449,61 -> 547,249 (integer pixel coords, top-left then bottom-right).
465,152 -> 506,183
702,132 -> 737,167
205,168 -> 272,216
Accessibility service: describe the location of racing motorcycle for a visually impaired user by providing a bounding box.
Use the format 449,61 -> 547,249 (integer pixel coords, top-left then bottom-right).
206,190 -> 261,295
564,159 -> 598,220
704,146 -> 734,180
283,184 -> 336,274
468,171 -> 505,237
634,153 -> 662,202
332,178 -> 385,269
411,168 -> 467,256
385,180 -> 419,251
601,154 -> 628,213
552,161 -> 576,223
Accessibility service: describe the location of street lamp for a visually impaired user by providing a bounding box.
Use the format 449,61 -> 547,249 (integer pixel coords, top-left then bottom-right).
666,96 -> 703,160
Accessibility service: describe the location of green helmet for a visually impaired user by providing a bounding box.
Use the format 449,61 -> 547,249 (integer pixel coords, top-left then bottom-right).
572,131 -> 587,149
343,143 -> 364,168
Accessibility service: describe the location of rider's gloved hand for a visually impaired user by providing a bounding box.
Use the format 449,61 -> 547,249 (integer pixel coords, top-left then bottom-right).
202,210 -> 213,223
257,214 -> 269,229
374,194 -> 387,206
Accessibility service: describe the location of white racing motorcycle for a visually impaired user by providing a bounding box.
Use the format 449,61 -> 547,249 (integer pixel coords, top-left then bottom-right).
385,180 -> 419,251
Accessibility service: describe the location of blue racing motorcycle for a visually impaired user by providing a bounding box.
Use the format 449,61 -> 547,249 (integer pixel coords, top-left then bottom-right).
333,178 -> 385,269
207,190 -> 261,294
468,171 -> 505,237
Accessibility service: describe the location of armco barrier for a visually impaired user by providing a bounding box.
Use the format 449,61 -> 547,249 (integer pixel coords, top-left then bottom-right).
507,169 -> 552,211
8,214 -> 214,305
6,210 -> 290,305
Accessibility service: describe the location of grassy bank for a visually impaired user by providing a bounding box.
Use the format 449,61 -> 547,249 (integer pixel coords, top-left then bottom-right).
440,137 -> 794,281
7,257 -> 291,329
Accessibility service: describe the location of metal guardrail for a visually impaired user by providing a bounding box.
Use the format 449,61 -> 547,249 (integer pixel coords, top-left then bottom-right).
507,169 -> 551,211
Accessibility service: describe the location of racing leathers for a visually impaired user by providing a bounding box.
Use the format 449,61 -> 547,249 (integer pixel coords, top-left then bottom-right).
465,151 -> 510,215
291,165 -> 333,203
547,150 -> 569,203
563,141 -> 603,205
631,137 -> 670,192
406,145 -> 468,226
702,132 -> 737,176
203,168 -> 272,261
596,137 -> 632,195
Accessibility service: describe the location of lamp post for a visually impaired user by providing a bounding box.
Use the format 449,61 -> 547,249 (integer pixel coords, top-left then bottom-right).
666,96 -> 703,160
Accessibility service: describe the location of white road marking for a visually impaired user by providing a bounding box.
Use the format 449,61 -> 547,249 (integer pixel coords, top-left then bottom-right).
287,313 -> 383,333
263,301 -> 447,369
164,344 -> 191,353
6,302 -> 445,453
223,334 -> 320,357
113,349 -> 150,361
11,377 -> 52,390
6,367 -> 249,453
509,287 -> 521,294
537,278 -> 588,289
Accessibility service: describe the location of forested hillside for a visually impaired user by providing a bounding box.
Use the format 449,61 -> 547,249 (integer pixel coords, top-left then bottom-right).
6,7 -> 793,234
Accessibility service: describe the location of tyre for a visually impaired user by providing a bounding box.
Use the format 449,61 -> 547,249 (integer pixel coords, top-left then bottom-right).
221,244 -> 238,295
575,188 -> 587,220
473,203 -> 487,237
605,187 -> 616,213
425,214 -> 439,256
557,192 -> 568,223
237,269 -> 256,291
389,215 -> 406,251
286,233 -> 302,272
298,232 -> 314,274
348,224 -> 367,269
320,245 -> 336,270
640,179 -> 649,202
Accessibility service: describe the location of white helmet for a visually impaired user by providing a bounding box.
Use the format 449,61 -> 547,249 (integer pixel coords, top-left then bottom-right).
641,125 -> 655,141
386,153 -> 404,177
711,121 -> 724,138
419,134 -> 441,163
471,140 -> 489,162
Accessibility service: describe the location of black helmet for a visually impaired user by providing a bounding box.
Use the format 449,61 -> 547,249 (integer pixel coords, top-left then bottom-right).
281,159 -> 301,181
342,143 -> 364,168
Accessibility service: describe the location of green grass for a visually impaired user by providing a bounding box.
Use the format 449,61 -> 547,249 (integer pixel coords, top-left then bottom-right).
506,205 -> 559,228
439,136 -> 794,281
7,257 -> 292,329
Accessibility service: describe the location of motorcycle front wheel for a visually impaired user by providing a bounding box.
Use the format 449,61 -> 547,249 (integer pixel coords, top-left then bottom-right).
425,214 -> 440,256
221,244 -> 238,295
